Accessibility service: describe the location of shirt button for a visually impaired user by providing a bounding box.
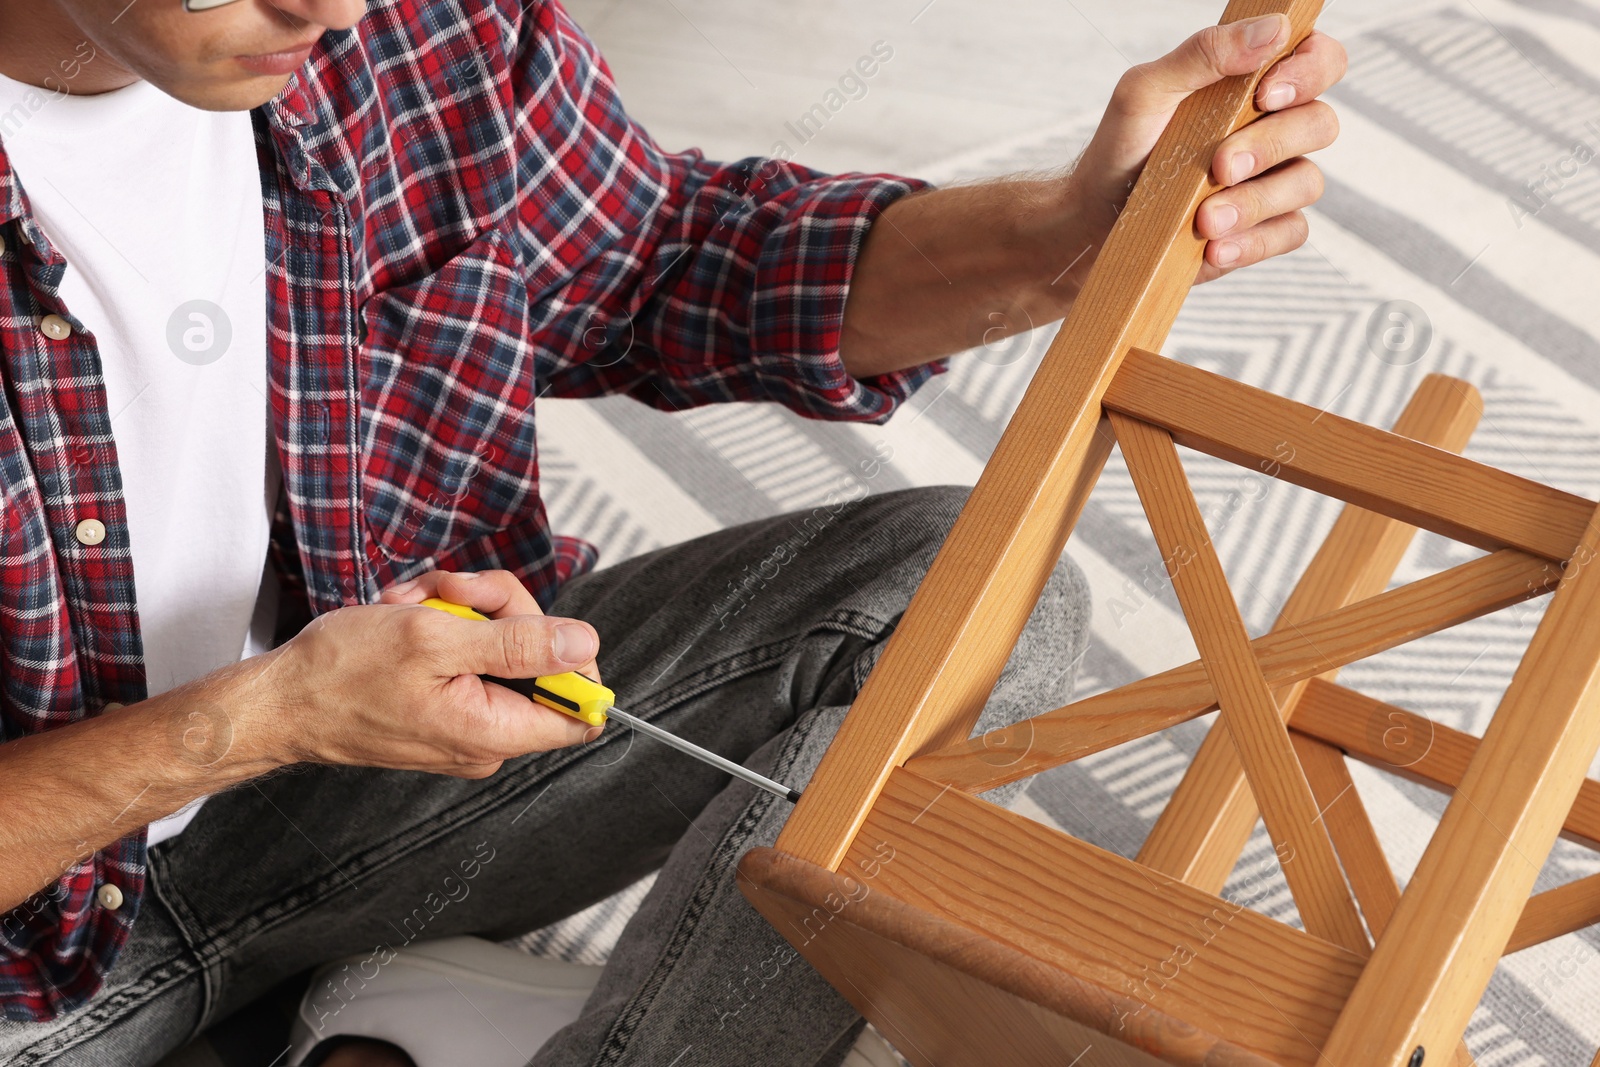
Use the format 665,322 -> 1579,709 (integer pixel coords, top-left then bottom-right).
75,518 -> 107,545
0,233 -> 7,256
39,314 -> 73,341
96,883 -> 124,910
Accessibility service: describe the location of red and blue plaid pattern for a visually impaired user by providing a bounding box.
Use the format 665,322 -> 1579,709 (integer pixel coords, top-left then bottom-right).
0,0 -> 937,1022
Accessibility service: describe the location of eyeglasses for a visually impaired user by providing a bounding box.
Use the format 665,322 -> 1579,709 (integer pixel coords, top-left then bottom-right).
183,0 -> 246,9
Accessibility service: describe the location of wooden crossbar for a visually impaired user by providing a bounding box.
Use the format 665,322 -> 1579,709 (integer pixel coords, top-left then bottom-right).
906,549 -> 1557,792
1140,372 -> 1483,890
1112,412 -> 1369,951
1294,735 -> 1480,1066
1509,873 -> 1600,954
1280,674 -> 1600,982
1291,678 -> 1600,850
1293,731 -> 1397,941
1104,348 -> 1594,562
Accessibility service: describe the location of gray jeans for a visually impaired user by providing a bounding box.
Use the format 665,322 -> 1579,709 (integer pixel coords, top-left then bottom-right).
0,485 -> 1091,1067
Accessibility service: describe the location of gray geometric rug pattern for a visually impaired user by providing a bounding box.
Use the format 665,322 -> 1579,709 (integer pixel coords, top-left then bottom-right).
522,2 -> 1600,1061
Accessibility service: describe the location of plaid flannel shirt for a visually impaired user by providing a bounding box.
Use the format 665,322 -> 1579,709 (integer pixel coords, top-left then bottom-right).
0,0 -> 939,1022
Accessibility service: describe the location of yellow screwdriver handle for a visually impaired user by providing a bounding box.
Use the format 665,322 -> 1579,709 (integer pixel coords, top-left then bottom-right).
419,597 -> 614,727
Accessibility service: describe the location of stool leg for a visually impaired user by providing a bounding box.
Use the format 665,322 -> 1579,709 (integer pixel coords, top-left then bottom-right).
1293,733 -> 1478,1066
1324,501 -> 1600,1061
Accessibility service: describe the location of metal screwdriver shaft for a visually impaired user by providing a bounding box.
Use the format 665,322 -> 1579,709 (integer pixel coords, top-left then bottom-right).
605,706 -> 802,804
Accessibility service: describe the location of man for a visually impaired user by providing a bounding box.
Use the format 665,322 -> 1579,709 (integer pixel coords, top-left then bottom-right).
0,1 -> 1345,1064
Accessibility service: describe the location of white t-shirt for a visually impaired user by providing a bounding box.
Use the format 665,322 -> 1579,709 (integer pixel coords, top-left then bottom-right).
0,74 -> 277,845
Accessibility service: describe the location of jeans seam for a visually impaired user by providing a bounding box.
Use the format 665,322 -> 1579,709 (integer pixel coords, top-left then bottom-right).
143,853 -> 216,1046
9,956 -> 198,1066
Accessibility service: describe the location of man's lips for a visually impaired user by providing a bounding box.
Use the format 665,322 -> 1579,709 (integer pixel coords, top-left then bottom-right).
236,44 -> 314,77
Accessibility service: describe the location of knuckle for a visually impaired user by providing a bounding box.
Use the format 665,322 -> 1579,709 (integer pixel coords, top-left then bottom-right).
1111,65 -> 1151,111
1241,228 -> 1269,265
1324,102 -> 1341,144
481,568 -> 517,590
1313,32 -> 1352,80
1256,123 -> 1289,168
500,616 -> 550,672
391,606 -> 434,648
449,709 -> 507,765
1245,180 -> 1278,225
1193,27 -> 1228,74
454,740 -> 497,768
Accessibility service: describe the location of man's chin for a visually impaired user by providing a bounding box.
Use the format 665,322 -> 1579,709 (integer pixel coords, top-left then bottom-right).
150,69 -> 297,112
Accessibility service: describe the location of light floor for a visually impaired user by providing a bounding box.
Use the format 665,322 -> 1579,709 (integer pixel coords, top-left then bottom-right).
563,0 -> 1400,178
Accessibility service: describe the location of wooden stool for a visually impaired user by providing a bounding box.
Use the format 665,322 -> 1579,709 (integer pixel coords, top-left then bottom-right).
737,2 -> 1600,1063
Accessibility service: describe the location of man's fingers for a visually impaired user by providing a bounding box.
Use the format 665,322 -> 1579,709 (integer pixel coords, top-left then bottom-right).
1201,209 -> 1311,278
457,611 -> 599,680
395,601 -> 597,683
430,673 -> 596,766
1198,157 -> 1324,240
1211,100 -> 1338,187
1114,14 -> 1289,116
379,569 -> 544,619
427,659 -> 600,770
478,683 -> 599,752
448,761 -> 506,780
433,569 -> 544,618
1255,31 -> 1349,112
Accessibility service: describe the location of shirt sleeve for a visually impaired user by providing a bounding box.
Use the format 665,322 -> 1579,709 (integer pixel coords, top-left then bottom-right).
504,1 -> 948,424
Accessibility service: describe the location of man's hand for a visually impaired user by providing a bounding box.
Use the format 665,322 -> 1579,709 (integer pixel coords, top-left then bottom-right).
839,14 -> 1347,378
1068,14 -> 1346,285
0,570 -> 603,911
255,570 -> 604,778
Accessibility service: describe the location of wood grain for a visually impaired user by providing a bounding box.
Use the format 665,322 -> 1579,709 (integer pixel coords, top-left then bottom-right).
1138,373 -> 1483,890
908,548 -> 1556,793
1322,500 -> 1600,1061
1507,872 -> 1600,954
739,847 -> 1274,1067
1291,732 -> 1393,946
1111,411 -> 1368,952
776,0 -> 1327,871
846,767 -> 1364,1066
1290,678 -> 1600,851
1291,736 -> 1480,1067
1104,348 -> 1594,562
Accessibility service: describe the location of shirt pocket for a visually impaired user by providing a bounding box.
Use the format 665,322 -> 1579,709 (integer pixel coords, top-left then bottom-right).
358,227 -> 543,566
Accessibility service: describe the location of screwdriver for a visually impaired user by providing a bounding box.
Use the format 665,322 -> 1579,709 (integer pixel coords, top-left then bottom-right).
421,598 -> 803,804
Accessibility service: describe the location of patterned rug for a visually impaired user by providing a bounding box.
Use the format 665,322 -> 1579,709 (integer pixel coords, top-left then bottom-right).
525,1 -> 1600,1062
